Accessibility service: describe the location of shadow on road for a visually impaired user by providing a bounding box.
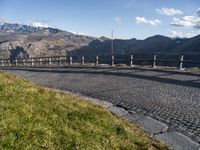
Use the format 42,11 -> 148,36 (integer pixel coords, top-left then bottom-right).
1,67 -> 200,89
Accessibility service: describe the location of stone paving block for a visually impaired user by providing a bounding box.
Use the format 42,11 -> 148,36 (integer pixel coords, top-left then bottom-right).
74,94 -> 113,108
98,100 -> 113,108
108,106 -> 128,117
137,116 -> 168,135
123,111 -> 143,123
155,132 -> 200,150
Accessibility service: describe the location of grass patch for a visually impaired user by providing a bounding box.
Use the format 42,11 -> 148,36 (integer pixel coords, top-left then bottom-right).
0,72 -> 168,150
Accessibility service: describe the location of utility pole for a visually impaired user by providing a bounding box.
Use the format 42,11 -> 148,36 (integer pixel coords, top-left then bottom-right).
111,30 -> 114,55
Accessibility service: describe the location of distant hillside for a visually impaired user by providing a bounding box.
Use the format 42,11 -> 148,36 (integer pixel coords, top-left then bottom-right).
168,35 -> 200,53
0,22 -> 96,60
69,35 -> 194,57
0,22 -> 200,61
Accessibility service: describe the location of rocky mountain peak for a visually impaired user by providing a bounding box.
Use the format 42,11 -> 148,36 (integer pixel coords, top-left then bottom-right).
98,36 -> 110,42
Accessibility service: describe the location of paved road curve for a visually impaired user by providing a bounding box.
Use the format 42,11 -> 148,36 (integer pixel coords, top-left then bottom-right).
4,67 -> 200,144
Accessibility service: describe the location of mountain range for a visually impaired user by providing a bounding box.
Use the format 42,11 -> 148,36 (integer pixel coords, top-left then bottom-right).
0,22 -> 95,60
0,22 -> 200,60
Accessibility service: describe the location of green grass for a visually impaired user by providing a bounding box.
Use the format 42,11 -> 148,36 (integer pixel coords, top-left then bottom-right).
0,72 -> 168,150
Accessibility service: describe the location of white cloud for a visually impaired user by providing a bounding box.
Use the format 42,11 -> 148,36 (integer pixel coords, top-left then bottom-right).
170,8 -> 200,29
135,17 -> 161,26
115,17 -> 122,24
0,17 -> 12,23
197,8 -> 200,17
156,8 -> 183,16
115,0 -> 136,8
171,16 -> 200,28
0,17 -> 6,22
30,21 -> 49,28
167,29 -> 200,38
166,29 -> 184,38
27,18 -> 50,28
70,31 -> 92,36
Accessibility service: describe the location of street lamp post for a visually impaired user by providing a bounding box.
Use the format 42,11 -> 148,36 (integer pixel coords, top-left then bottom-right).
111,30 -> 114,55
111,30 -> 114,66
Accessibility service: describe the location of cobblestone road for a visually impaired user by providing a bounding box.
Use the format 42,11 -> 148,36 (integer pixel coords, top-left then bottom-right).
5,67 -> 200,143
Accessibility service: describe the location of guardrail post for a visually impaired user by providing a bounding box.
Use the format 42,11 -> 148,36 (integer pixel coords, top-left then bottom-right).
152,54 -> 157,68
59,57 -> 62,66
111,55 -> 115,66
179,55 -> 184,70
130,55 -> 134,67
31,58 -> 34,66
81,56 -> 85,65
48,58 -> 52,65
1,60 -> 4,67
96,56 -> 99,66
70,56 -> 73,65
8,60 -> 10,66
15,60 -> 18,66
40,58 -> 42,66
23,59 -> 26,66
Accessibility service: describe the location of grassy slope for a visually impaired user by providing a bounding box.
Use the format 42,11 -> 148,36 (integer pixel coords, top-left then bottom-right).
0,72 -> 167,150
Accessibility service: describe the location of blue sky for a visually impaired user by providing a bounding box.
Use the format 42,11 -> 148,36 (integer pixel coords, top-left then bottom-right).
0,0 -> 200,39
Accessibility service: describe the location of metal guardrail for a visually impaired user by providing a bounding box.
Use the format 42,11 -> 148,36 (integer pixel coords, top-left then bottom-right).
0,52 -> 200,70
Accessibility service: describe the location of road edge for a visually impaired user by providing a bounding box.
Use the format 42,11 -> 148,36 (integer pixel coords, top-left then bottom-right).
65,91 -> 200,150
